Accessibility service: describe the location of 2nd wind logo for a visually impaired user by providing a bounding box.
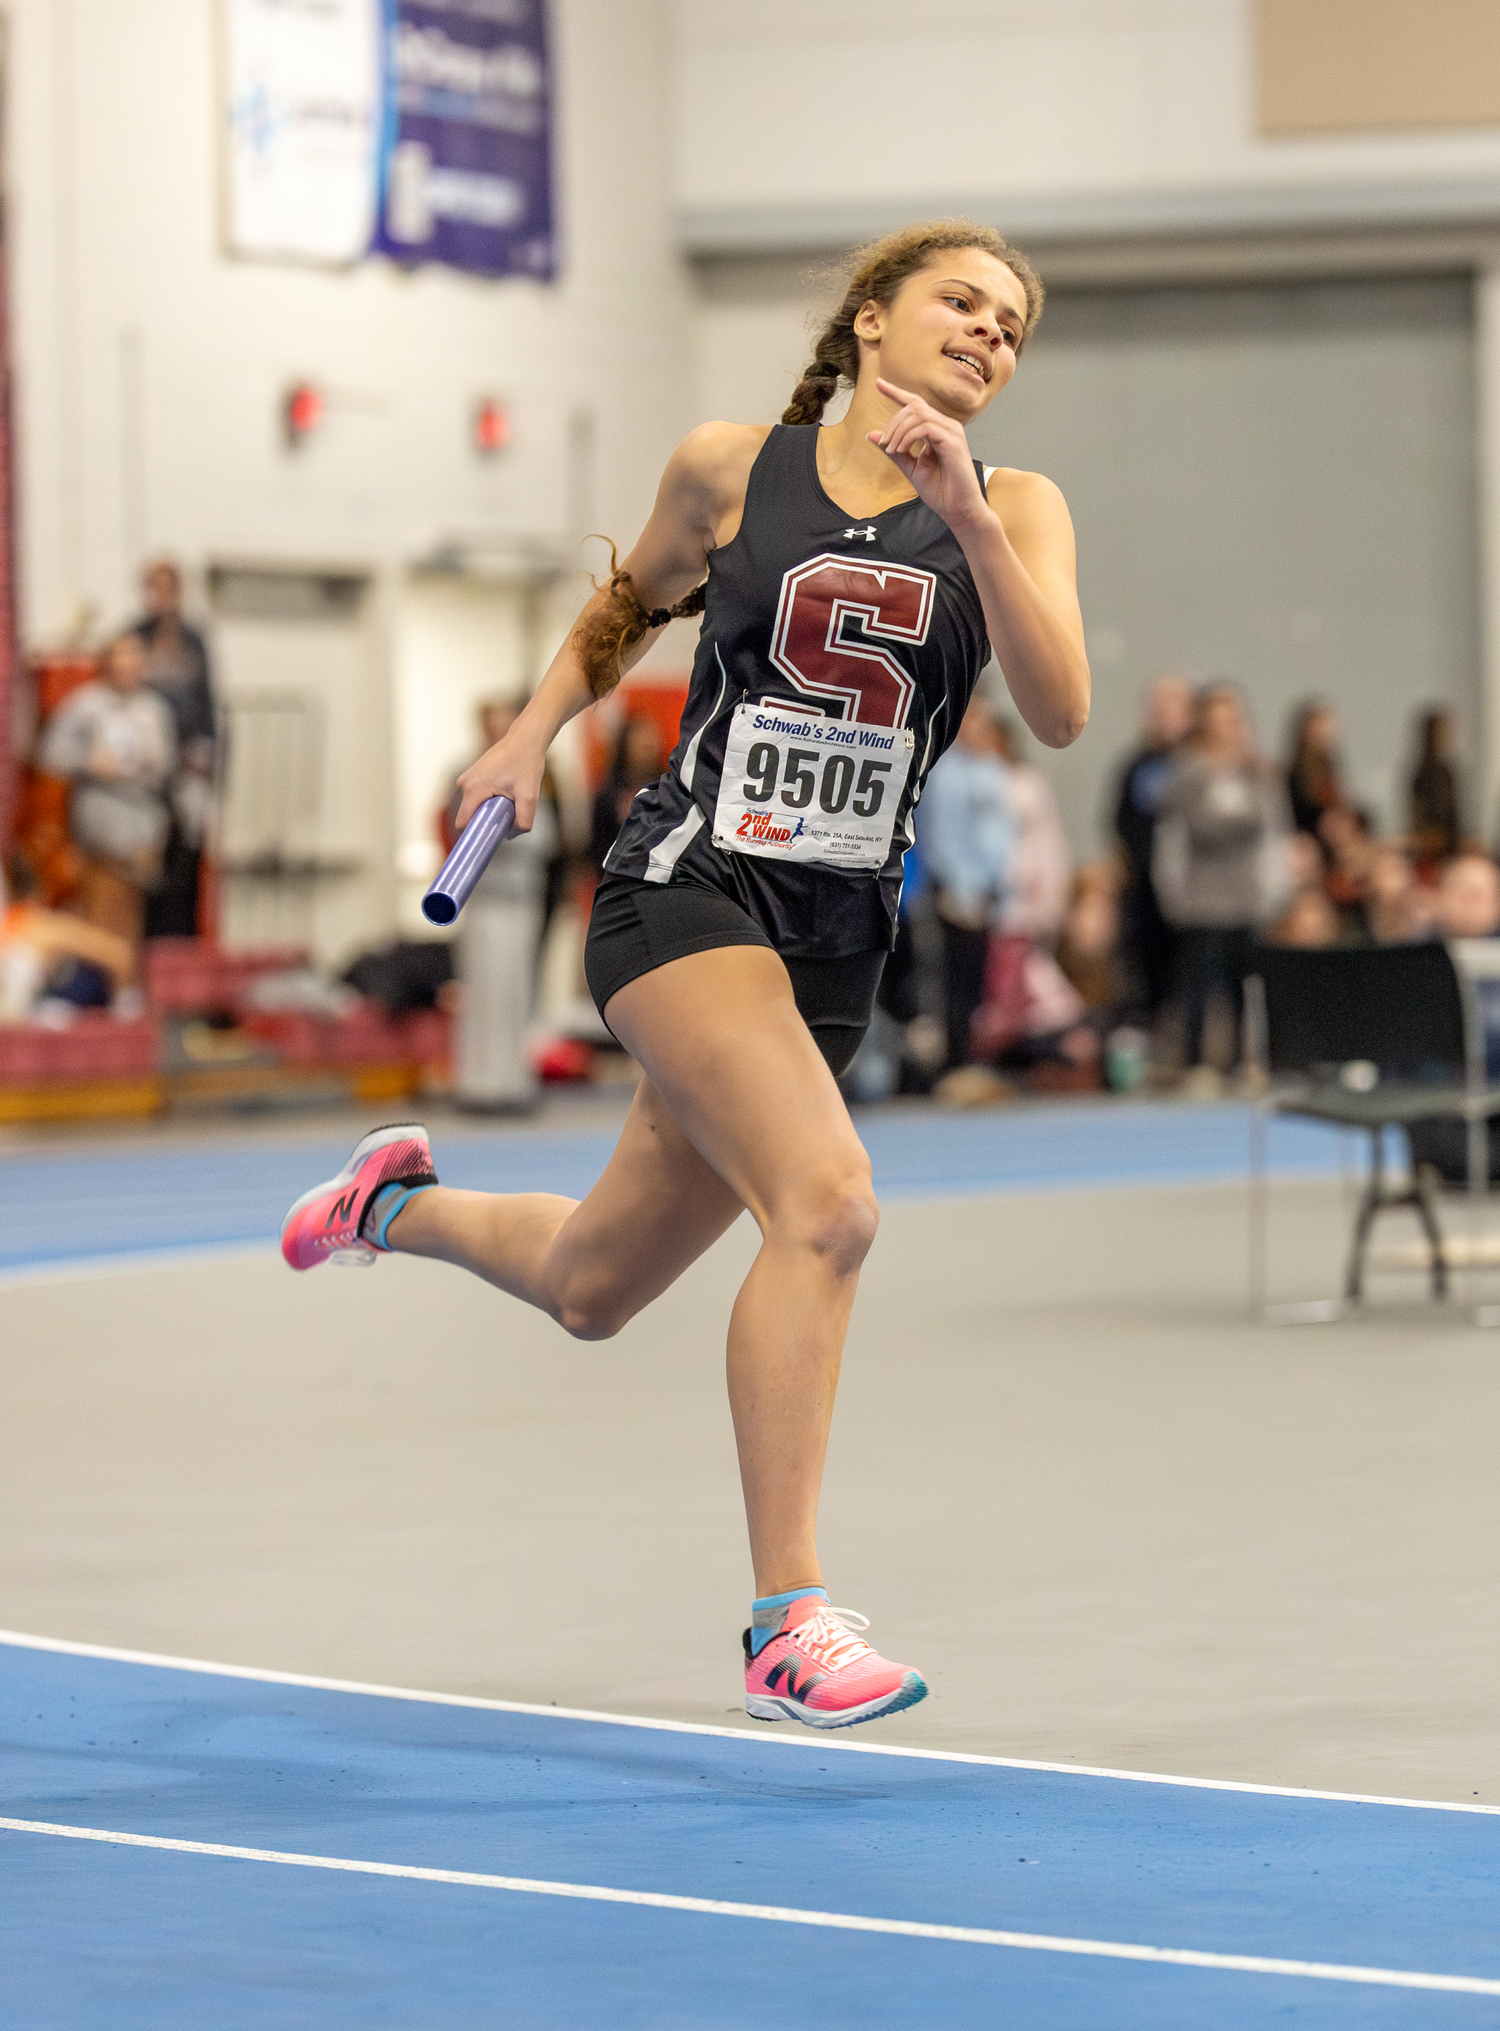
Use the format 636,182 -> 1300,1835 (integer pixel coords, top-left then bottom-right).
735,811 -> 806,848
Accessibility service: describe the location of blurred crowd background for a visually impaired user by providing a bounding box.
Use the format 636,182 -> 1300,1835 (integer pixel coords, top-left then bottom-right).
860,673 -> 1492,1107
6,555 -> 1492,1118
6,1 -> 1500,1128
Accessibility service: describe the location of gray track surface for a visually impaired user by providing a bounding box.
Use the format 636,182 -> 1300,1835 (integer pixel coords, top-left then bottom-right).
3,1176 -> 1498,1803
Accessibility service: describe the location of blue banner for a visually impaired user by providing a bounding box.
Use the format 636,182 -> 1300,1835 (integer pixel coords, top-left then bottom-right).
372,0 -> 554,280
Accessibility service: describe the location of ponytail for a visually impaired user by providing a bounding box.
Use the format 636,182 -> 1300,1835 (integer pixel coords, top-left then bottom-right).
573,540 -> 707,702
782,218 -> 1044,428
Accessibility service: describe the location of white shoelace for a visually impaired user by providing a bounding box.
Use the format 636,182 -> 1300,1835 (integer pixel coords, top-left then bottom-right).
790,1605 -> 875,1673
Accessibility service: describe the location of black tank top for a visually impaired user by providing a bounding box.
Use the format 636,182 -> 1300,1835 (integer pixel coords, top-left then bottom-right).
604,423 -> 991,955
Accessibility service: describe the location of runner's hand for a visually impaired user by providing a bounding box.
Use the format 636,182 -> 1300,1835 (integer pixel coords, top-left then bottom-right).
869,378 -> 991,535
455,730 -> 545,835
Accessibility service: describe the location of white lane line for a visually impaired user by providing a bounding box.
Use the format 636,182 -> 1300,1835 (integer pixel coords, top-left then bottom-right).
2,1817 -> 1495,1996
3,1627 -> 1496,1816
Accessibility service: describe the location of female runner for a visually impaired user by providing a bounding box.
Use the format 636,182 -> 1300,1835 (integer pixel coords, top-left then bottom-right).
281,220 -> 1090,1730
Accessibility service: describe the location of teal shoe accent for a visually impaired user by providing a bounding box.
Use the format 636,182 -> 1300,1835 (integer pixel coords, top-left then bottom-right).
368,1180 -> 436,1251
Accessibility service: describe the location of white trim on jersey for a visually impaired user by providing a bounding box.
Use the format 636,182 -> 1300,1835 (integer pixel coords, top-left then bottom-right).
679,647 -> 731,794
644,803 -> 705,884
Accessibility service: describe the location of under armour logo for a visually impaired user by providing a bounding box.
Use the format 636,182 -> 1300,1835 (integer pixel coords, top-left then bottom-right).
842,525 -> 878,543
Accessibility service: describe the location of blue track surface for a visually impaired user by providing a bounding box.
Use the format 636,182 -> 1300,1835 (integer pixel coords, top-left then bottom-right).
0,1101 -> 1344,1273
1,1638 -> 1496,2028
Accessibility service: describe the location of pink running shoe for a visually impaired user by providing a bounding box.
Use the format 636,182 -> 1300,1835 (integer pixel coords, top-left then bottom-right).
280,1123 -> 437,1271
744,1595 -> 928,1729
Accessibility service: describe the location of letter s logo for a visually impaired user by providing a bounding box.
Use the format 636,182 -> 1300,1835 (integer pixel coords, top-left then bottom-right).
770,555 -> 935,728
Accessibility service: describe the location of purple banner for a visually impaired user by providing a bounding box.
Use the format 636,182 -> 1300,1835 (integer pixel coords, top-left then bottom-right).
372,0 -> 554,280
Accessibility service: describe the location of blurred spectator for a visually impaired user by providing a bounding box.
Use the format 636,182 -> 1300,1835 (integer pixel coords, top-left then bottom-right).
1,855 -> 133,1021
1434,852 -> 1500,938
1285,700 -> 1347,841
993,715 -> 1070,944
1317,803 -> 1377,934
39,632 -> 175,958
918,695 -> 1013,1067
1407,853 -> 1500,1184
449,698 -> 558,1112
131,558 -> 216,937
1271,885 -> 1340,947
1154,682 -> 1291,1076
1409,706 -> 1462,868
1056,860 -> 1124,1011
1113,673 -> 1192,1018
590,715 -> 664,873
1285,831 -> 1325,896
1363,844 -> 1434,944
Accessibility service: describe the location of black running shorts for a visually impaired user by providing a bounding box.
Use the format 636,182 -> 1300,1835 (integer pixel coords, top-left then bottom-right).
584,873 -> 884,1078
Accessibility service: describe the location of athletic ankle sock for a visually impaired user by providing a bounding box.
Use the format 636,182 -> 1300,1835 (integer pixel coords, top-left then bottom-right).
362,1180 -> 436,1251
749,1584 -> 827,1657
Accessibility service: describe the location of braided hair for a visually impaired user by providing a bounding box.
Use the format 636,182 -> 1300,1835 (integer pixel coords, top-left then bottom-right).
573,542 -> 707,701
782,218 -> 1043,427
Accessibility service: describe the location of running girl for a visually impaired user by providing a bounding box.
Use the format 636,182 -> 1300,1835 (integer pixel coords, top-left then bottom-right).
281,221 -> 1090,1729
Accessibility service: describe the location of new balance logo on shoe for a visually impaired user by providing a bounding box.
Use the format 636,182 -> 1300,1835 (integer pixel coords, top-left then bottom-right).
763,1654 -> 826,1702
326,1190 -> 358,1229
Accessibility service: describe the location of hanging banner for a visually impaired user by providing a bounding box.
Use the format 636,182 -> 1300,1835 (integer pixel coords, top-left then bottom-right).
222,0 -> 381,266
372,0 -> 555,280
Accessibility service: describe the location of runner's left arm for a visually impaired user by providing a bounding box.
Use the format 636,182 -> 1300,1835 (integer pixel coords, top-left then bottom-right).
870,377 -> 1090,750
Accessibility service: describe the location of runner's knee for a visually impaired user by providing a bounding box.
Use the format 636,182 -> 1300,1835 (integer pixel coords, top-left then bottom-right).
554,1269 -> 635,1342
779,1166 -> 879,1275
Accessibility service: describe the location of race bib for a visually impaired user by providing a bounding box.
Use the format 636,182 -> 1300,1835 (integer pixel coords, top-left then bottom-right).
713,702 -> 914,872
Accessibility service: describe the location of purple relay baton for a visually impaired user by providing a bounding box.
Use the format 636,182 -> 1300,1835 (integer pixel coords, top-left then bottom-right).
421,795 -> 517,926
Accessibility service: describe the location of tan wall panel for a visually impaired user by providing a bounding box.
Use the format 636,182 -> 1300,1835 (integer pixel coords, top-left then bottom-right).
1258,0 -> 1500,135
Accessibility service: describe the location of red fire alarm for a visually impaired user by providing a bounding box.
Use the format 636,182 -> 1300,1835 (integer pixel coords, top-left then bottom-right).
283,382 -> 325,448
472,396 -> 510,455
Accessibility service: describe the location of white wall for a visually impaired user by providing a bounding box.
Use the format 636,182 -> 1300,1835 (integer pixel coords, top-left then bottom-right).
4,0 -> 692,959
9,0 -> 692,638
673,0 -> 1500,245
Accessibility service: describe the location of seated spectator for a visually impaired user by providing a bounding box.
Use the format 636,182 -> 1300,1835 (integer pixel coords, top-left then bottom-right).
38,633 -> 176,956
1,855 -> 133,1020
1364,844 -> 1434,944
967,931 -> 1096,1075
1271,885 -> 1340,948
1317,803 -> 1376,933
917,695 -> 1013,1068
1407,853 -> 1500,1184
1056,860 -> 1124,1011
1434,852 -> 1500,938
1285,831 -> 1325,895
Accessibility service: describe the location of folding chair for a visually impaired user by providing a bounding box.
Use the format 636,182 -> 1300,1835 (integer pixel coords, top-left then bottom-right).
1245,942 -> 1500,1314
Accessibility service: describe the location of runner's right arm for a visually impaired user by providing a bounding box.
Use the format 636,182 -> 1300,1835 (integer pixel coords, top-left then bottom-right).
455,424 -> 760,833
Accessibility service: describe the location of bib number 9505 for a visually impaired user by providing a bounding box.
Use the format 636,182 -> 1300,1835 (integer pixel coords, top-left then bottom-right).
713,704 -> 913,871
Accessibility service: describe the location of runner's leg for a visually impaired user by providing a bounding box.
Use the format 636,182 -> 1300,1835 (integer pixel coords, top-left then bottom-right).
386,1074 -> 745,1332
604,947 -> 877,1597
390,944 -> 876,1597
